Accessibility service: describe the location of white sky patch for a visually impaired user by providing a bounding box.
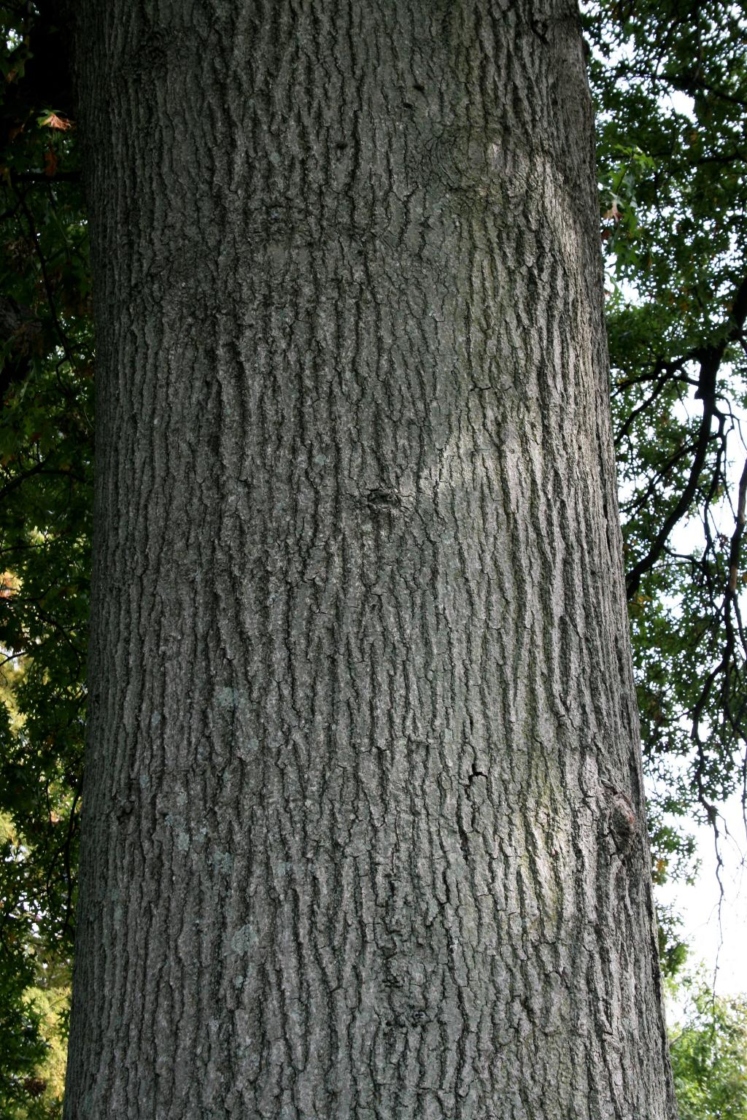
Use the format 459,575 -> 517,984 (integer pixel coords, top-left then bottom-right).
655,385 -> 747,999
665,89 -> 696,121
658,791 -> 747,1001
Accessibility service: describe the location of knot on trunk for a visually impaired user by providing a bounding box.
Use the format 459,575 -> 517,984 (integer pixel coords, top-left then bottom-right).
365,487 -> 401,511
603,785 -> 638,854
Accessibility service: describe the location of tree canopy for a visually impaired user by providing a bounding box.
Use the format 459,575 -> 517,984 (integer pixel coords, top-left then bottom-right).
587,0 -> 747,873
0,0 -> 745,1114
669,973 -> 747,1120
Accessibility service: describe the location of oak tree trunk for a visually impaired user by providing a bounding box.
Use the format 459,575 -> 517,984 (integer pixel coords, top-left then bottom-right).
67,2 -> 677,1117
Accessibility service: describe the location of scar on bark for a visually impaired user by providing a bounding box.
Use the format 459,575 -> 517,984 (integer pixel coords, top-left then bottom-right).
363,487 -> 402,515
603,784 -> 638,853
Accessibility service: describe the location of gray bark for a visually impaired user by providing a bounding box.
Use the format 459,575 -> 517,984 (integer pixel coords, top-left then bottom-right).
67,1 -> 677,1117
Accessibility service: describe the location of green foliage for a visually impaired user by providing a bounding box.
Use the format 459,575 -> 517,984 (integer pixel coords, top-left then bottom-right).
585,0 -> 747,887
0,3 -> 87,1111
656,902 -> 690,981
1,813 -> 69,1119
0,832 -> 49,1116
670,973 -> 747,1120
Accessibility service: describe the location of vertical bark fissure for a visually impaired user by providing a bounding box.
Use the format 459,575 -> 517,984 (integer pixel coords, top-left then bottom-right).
68,2 -> 676,1117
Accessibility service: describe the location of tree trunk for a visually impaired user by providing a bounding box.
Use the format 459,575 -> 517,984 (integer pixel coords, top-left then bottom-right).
67,2 -> 677,1117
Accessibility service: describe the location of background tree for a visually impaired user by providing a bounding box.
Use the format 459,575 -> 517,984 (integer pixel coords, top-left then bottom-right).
669,971 -> 747,1120
0,2 -> 88,1115
585,0 -> 747,887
